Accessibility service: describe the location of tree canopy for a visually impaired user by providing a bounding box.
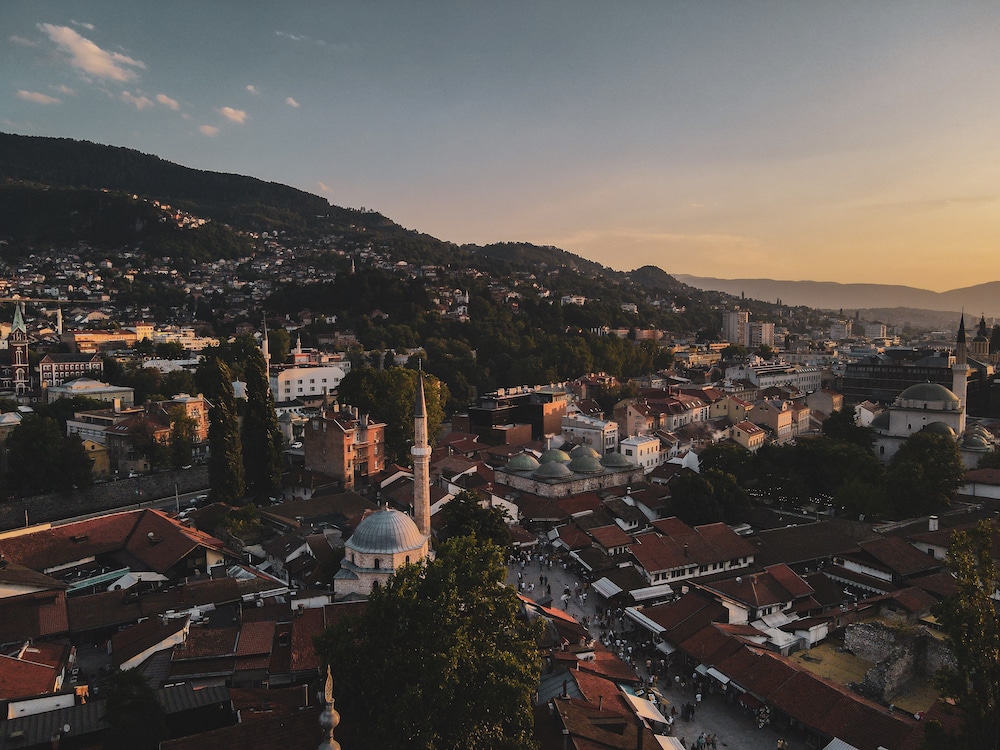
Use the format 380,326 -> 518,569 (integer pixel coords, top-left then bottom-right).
202,358 -> 245,504
887,432 -> 965,517
930,521 -> 1000,749
240,348 -> 283,501
101,668 -> 165,750
439,490 -> 512,546
315,536 -> 541,750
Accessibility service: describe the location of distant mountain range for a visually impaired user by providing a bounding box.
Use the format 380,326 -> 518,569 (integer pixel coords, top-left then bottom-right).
675,275 -> 1000,321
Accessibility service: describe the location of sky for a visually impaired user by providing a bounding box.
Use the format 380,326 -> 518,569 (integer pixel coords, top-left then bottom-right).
3,2 -> 1000,292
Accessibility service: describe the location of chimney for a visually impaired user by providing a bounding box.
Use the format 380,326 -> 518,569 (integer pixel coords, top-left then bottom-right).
113,398 -> 122,414
929,515 -> 939,532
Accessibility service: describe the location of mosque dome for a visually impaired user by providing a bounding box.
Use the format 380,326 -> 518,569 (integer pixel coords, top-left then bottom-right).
567,455 -> 604,474
569,445 -> 601,459
963,433 -> 990,450
539,448 -> 571,464
533,461 -> 573,479
506,452 -> 541,472
920,422 -> 956,438
347,509 -> 426,554
898,383 -> 960,406
600,452 -> 634,469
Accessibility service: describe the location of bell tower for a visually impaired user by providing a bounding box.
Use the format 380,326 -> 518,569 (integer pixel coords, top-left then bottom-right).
9,303 -> 29,395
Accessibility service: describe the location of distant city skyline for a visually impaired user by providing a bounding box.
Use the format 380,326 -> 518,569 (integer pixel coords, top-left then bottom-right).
3,2 -> 999,292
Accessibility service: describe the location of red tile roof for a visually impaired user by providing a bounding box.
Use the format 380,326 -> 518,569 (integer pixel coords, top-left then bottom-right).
0,654 -> 58,700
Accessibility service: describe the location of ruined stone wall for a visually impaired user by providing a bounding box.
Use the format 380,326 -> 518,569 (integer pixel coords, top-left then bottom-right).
846,621 -> 955,703
0,467 -> 209,531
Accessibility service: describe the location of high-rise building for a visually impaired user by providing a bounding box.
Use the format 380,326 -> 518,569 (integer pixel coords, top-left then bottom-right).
723,310 -> 749,347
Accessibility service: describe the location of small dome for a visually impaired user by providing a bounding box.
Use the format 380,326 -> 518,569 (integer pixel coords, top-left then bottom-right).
568,455 -> 604,474
533,461 -> 573,479
600,452 -> 634,468
966,424 -> 991,439
921,422 -> 956,437
539,448 -> 571,464
898,382 -> 960,405
963,433 -> 990,449
348,509 -> 426,554
506,452 -> 540,472
569,445 -> 601,459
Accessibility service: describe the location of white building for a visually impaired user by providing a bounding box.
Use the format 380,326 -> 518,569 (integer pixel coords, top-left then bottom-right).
620,434 -> 662,473
748,321 -> 775,349
270,364 -> 347,401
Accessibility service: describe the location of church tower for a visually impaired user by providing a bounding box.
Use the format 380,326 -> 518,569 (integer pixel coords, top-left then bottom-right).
970,314 -> 990,361
953,314 -> 969,413
9,303 -> 29,395
412,367 -> 431,539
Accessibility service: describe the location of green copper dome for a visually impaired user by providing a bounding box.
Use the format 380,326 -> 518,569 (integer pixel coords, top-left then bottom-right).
506,452 -> 540,472
600,451 -> 634,468
569,445 -> 601,459
568,455 -> 604,474
539,448 -> 571,464
920,422 -> 956,437
533,461 -> 573,479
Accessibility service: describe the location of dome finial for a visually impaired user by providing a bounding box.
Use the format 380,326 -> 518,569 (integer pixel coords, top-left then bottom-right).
318,665 -> 341,750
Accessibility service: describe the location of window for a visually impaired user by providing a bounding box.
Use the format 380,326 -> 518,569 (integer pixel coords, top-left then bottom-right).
374,558 -> 380,569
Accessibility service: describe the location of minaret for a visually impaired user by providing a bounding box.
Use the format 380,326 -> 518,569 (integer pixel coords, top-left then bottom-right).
9,303 -> 29,395
953,314 -> 969,420
261,314 -> 270,369
411,365 -> 431,539
317,666 -> 341,750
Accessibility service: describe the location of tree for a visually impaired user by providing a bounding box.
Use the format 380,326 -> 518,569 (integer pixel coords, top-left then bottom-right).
720,344 -> 747,360
887,432 -> 965,517
315,536 -> 541,750
267,327 -> 291,365
822,408 -> 873,448
931,521 -> 1000,749
337,366 -> 448,464
5,415 -> 92,495
439,490 -> 512,546
168,406 -> 196,469
241,348 -> 283,501
101,668 -> 165,750
201,358 -> 245,503
669,471 -> 724,525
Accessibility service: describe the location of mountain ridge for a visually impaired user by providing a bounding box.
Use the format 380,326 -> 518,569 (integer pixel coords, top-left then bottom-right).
675,274 -> 1000,319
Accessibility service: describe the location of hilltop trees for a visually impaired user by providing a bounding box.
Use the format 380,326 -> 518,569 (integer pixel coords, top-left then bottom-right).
315,536 -> 540,750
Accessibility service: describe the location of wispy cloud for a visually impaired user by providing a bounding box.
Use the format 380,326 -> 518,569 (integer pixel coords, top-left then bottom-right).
276,30 -> 326,45
317,182 -> 332,193
9,35 -> 37,47
70,20 -> 95,31
121,91 -> 154,110
38,23 -> 145,82
17,90 -> 61,105
199,125 -> 219,136
246,84 -> 259,95
52,84 -> 76,96
155,93 -> 179,110
285,96 -> 300,108
218,106 -> 247,123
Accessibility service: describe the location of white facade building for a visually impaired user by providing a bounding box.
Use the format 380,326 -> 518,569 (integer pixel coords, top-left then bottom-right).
620,434 -> 662,473
561,413 -> 619,454
270,364 -> 346,401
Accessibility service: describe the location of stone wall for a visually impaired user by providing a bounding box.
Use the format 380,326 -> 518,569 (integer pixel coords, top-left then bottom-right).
0,467 -> 209,531
845,620 -> 955,703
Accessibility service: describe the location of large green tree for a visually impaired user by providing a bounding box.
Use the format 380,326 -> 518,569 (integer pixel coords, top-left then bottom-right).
822,408 -> 873,448
337,366 -> 448,464
887,432 -> 965,517
5,415 -> 92,495
101,668 -> 165,750
202,357 -> 245,504
439,490 -> 512,546
241,348 -> 283,501
930,521 -> 1000,750
315,536 -> 540,750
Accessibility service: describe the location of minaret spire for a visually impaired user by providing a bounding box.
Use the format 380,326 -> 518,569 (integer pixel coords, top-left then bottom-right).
318,665 -> 341,750
412,362 -> 431,539
953,313 -> 969,427
261,313 -> 270,369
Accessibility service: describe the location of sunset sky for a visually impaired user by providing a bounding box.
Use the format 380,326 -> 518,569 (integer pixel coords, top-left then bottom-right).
3,2 -> 999,292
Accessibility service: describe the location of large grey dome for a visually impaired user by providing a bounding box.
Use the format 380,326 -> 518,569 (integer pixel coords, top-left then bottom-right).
539,448 -> 571,464
600,451 -> 634,469
569,445 -> 601,459
348,509 -> 426,554
568,455 -> 604,474
898,383 -> 960,405
534,461 -> 573,479
506,452 -> 540,472
920,421 -> 956,438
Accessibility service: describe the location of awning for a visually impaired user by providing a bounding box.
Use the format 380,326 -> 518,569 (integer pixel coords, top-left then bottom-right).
706,667 -> 730,685
630,583 -> 674,602
694,663 -> 709,676
654,738 -> 686,750
656,642 -> 676,655
625,606 -> 666,635
622,693 -> 668,724
591,577 -> 623,599
569,550 -> 593,572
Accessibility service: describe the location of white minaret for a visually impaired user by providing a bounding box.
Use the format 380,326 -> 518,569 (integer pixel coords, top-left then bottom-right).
953,314 -> 969,415
412,366 -> 431,539
261,314 -> 270,369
